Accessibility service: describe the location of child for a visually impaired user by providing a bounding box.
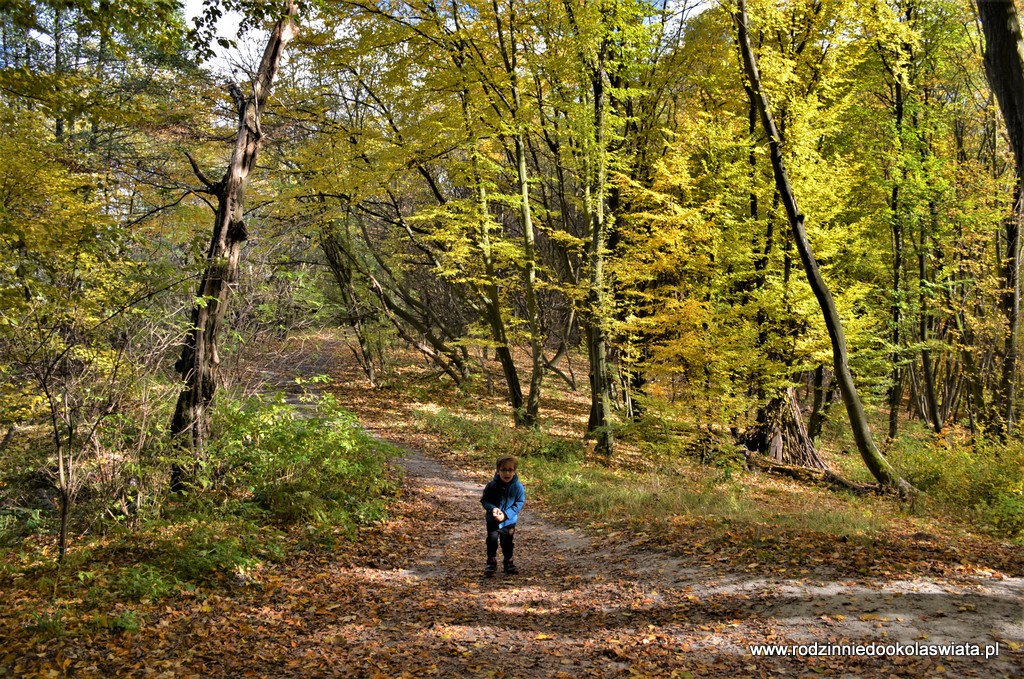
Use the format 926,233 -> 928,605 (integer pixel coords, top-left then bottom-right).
480,456 -> 525,576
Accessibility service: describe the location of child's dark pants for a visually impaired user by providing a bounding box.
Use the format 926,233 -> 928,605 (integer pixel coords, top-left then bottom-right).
485,517 -> 515,563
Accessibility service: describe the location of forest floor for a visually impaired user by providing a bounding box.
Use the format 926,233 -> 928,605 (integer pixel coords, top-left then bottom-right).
4,333 -> 1024,677
236,333 -> 1023,677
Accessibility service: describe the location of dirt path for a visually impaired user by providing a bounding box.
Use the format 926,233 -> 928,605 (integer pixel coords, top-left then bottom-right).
16,439 -> 1019,677
336,443 -> 1021,677
224,336 -> 1023,676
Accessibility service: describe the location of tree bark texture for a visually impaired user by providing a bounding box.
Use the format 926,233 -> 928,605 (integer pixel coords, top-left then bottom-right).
888,77 -> 905,440
478,177 -> 527,422
513,130 -> 545,427
735,0 -> 908,491
977,0 -> 1024,437
171,2 -> 298,456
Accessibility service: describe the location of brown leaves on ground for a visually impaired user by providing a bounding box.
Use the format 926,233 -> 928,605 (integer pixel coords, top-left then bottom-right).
2,334 -> 1022,677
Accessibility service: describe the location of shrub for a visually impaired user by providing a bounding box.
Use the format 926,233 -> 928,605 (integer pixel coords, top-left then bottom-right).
890,428 -> 1024,540
114,564 -> 178,603
110,610 -> 142,633
211,392 -> 400,528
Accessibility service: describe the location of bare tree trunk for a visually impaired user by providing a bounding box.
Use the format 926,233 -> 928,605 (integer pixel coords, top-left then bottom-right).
584,66 -> 614,455
888,77 -> 906,440
170,2 -> 298,476
977,0 -> 1024,438
735,0 -> 909,492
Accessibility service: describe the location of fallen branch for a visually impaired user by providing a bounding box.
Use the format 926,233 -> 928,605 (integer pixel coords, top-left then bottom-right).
744,451 -> 876,495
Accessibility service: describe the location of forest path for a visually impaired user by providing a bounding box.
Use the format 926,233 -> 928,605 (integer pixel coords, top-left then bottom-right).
231,334 -> 1024,677
337,441 -> 1022,677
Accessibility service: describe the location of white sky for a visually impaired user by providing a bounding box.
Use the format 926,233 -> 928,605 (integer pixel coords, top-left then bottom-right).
182,0 -> 246,75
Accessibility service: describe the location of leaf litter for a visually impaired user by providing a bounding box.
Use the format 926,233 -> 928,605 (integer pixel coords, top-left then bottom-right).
3,335 -> 1022,677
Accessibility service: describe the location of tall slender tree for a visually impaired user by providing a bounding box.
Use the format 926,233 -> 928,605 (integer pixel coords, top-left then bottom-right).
735,0 -> 910,492
171,1 -> 299,464
976,0 -> 1024,437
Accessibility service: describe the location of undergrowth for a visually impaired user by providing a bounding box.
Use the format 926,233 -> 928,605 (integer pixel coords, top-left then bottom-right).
418,370 -> 1022,545
418,408 -> 886,540
0,390 -> 400,612
886,425 -> 1024,542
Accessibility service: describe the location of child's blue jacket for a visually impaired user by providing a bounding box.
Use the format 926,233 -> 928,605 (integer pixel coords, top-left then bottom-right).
481,473 -> 525,529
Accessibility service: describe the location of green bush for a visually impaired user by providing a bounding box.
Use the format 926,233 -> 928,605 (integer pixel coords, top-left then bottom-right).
212,392 -> 399,528
29,609 -> 66,638
890,430 -> 1024,540
976,492 -> 1024,539
110,610 -> 142,633
167,522 -> 257,582
114,564 -> 178,602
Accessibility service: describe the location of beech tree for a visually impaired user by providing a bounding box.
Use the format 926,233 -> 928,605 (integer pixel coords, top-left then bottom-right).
976,0 -> 1024,437
734,0 -> 911,492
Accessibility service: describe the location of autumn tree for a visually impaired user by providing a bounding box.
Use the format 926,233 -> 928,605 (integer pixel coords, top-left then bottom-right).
170,0 -> 299,468
734,0 -> 911,491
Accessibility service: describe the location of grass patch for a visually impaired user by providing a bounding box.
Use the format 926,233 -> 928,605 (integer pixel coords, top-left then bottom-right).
0,388 -> 403,637
417,407 -> 886,543
419,408 -> 584,464
533,458 -> 753,522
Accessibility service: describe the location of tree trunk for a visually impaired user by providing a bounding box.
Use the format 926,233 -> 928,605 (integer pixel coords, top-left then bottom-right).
513,130 -> 545,427
479,183 -> 527,422
472,120 -> 526,422
170,2 -> 298,468
742,59 -> 815,467
735,0 -> 909,492
919,214 -> 943,433
584,62 -> 614,455
888,78 -> 905,440
0,424 -> 15,454
977,0 -> 1024,437
808,364 -> 837,443
321,227 -> 379,387
492,0 -> 544,427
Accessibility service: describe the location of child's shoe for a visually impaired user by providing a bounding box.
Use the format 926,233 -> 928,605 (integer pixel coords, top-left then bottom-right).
503,560 -> 519,575
484,559 -> 498,577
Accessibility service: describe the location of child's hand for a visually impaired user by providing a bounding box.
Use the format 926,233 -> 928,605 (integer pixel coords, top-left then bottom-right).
492,508 -> 505,522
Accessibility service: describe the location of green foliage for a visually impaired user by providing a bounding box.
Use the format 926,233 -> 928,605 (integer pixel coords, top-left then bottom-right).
616,401 -> 747,470
114,564 -> 179,603
421,400 -> 885,538
889,429 -> 1024,539
107,610 -> 143,634
29,608 -> 66,638
210,392 -> 400,527
533,458 -> 755,525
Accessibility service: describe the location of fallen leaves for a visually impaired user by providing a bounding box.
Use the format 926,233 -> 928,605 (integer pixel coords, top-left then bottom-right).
3,342 -> 1023,678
